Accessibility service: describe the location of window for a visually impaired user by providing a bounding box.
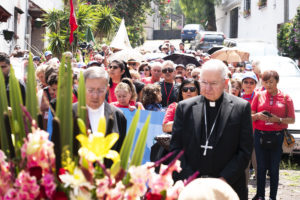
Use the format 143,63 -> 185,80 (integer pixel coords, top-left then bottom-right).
243,0 -> 251,17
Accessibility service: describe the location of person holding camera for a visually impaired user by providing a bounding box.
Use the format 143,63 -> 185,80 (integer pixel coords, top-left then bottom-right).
251,70 -> 295,200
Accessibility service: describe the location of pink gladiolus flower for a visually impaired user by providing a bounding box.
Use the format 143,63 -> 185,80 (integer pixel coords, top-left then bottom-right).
4,171 -> 40,200
42,173 -> 57,198
166,180 -> 185,200
21,130 -> 55,174
0,150 -> 12,198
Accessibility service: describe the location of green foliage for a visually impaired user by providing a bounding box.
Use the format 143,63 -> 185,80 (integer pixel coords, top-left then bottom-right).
25,53 -> 38,122
179,0 -> 219,30
0,70 -> 9,154
129,115 -> 151,166
56,57 -> 74,157
278,6 -> 300,59
277,23 -> 292,56
119,109 -> 140,170
9,67 -> 26,157
43,1 -> 120,55
288,6 -> 300,58
94,6 -> 121,41
77,71 -> 86,125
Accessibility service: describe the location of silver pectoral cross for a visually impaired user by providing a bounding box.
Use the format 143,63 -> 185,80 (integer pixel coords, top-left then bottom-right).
200,140 -> 213,156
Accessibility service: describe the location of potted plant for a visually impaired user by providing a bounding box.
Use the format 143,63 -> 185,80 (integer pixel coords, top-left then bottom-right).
243,9 -> 251,17
258,0 -> 267,9
2,30 -> 14,41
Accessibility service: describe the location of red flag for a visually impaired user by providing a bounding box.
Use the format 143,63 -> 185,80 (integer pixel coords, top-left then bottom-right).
69,0 -> 78,44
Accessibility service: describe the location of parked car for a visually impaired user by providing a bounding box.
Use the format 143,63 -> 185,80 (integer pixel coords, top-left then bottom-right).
181,24 -> 205,43
224,38 -> 279,60
190,31 -> 225,52
254,56 -> 300,154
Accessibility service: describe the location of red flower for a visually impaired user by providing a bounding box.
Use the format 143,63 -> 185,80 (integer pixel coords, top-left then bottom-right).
57,168 -> 67,182
37,185 -> 47,199
51,191 -> 68,200
29,166 -> 43,181
145,192 -> 163,200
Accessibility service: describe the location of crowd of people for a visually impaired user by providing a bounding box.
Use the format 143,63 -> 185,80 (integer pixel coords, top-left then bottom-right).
0,39 -> 295,200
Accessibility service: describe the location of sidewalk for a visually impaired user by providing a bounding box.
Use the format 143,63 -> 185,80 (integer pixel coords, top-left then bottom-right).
248,170 -> 300,199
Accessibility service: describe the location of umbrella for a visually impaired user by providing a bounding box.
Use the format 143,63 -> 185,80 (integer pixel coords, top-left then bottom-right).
210,47 -> 250,62
207,46 -> 225,55
108,48 -> 144,63
163,53 -> 200,67
143,52 -> 166,62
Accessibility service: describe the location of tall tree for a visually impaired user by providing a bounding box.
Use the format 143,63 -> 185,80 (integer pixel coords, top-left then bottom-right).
180,0 -> 219,31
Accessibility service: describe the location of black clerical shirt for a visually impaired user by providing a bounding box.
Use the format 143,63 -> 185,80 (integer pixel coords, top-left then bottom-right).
199,94 -> 224,176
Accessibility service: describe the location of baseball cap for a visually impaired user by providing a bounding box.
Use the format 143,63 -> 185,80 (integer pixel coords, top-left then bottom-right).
245,63 -> 253,71
242,71 -> 258,83
44,51 -> 52,57
33,56 -> 40,61
176,64 -> 186,69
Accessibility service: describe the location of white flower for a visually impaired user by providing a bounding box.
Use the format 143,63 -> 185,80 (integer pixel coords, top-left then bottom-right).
59,167 -> 94,195
26,130 -> 49,155
70,188 -> 93,200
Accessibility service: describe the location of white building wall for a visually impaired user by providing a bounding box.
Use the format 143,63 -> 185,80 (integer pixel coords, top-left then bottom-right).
0,0 -> 63,54
216,0 -> 300,46
144,1 -> 161,40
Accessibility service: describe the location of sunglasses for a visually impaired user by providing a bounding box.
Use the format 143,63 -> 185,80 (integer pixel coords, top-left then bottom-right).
182,86 -> 196,92
128,62 -> 137,66
109,65 -> 119,70
243,80 -> 255,85
1,65 -> 8,69
162,68 -> 174,73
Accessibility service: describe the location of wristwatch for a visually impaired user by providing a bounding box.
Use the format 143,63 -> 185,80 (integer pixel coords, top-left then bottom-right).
279,118 -> 283,123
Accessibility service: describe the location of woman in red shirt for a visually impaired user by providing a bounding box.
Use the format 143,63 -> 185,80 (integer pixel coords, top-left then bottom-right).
251,70 -> 295,200
162,78 -> 200,133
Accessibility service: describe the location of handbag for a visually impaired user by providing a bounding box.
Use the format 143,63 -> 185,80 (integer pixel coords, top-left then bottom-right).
260,131 -> 279,150
281,95 -> 295,153
282,129 -> 295,153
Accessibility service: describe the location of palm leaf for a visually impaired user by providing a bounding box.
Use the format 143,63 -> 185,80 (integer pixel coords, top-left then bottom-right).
25,53 -> 38,123
9,66 -> 26,157
119,109 -> 140,170
130,114 -> 151,166
77,71 -> 86,125
0,70 -> 9,154
56,57 -> 73,157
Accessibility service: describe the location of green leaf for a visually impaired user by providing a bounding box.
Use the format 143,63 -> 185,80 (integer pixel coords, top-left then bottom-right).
56,56 -> 73,158
129,114 -> 151,166
9,66 -> 26,157
119,109 -> 140,170
77,71 -> 86,124
77,118 -> 86,135
25,53 -> 38,123
0,70 -> 9,154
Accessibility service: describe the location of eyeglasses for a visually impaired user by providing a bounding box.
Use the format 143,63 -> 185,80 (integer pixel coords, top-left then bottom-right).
162,68 -> 174,73
200,80 -> 222,88
243,80 -> 255,85
182,86 -> 196,92
128,62 -> 137,66
108,65 -> 119,70
86,88 -> 106,96
1,65 -> 8,69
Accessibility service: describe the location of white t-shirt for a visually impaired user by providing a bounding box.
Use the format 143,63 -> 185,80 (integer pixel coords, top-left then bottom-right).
87,104 -> 105,133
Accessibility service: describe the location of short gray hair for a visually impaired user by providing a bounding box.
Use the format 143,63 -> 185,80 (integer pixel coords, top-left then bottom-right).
201,59 -> 228,79
83,67 -> 109,83
150,62 -> 162,69
162,60 -> 175,69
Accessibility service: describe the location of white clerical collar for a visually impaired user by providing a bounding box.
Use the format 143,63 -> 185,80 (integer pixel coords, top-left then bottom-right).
87,103 -> 105,133
209,101 -> 216,107
87,104 -> 103,113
